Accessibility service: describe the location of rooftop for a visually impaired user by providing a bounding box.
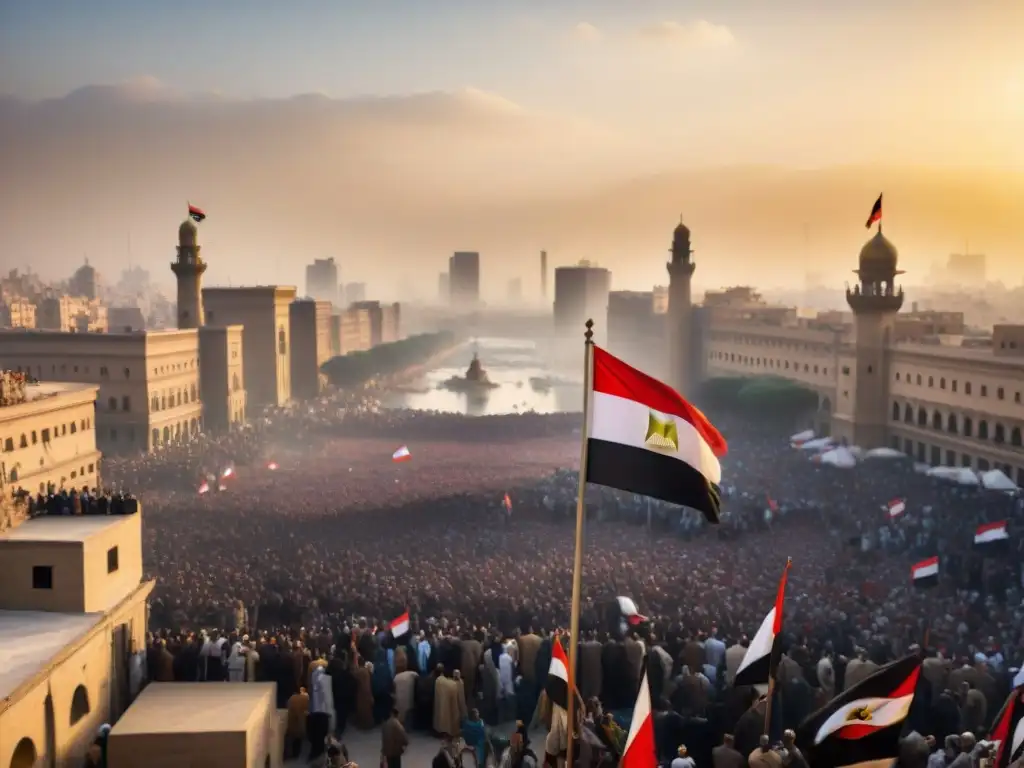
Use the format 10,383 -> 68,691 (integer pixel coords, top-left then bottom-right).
0,514 -> 130,544
110,682 -> 274,735
0,610 -> 103,702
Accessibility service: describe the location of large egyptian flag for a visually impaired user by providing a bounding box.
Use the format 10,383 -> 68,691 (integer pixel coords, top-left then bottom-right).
989,685 -> 1024,768
545,636 -> 571,711
586,346 -> 728,522
621,663 -> 657,768
975,520 -> 1010,550
735,559 -> 792,687
796,654 -> 922,768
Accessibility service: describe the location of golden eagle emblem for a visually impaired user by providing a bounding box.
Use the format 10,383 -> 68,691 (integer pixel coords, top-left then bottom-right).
846,706 -> 874,723
645,410 -> 679,452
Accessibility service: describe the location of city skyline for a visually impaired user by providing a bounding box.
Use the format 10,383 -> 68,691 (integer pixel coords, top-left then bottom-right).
1,0 -> 1022,293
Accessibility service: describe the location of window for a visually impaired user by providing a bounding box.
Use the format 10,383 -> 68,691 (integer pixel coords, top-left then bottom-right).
108,397 -> 117,411
997,387 -> 1005,400
916,374 -> 922,385
895,372 -> 901,381
904,404 -> 913,423
122,396 -> 130,412
107,546 -> 119,573
842,366 -> 850,375
41,428 -> 50,443
981,385 -> 988,397
99,366 -> 109,378
947,414 -> 958,433
892,402 -> 900,421
931,411 -> 942,430
917,407 -> 927,427
963,417 -> 973,438
88,463 -> 95,473
866,365 -> 873,374
3,438 -> 11,452
124,367 -> 131,379
995,424 -> 1006,444
939,378 -> 946,389
70,685 -> 91,726
278,327 -> 287,355
928,376 -> 933,387
19,434 -> 27,448
31,431 -> 37,445
965,382 -> 972,395
979,420 -> 989,440
70,422 -> 77,434
1013,427 -> 1022,447
32,565 -> 53,589
952,380 -> 958,393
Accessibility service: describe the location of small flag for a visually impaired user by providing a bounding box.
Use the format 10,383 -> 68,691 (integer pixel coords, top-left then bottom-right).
392,445 -> 411,462
267,461 -> 279,471
218,484 -> 227,492
221,467 -> 234,479
887,498 -> 906,519
975,520 -> 1009,548
988,685 -> 1024,768
503,492 -> 512,512
197,482 -> 210,495
620,664 -> 657,768
767,495 -> 779,513
390,611 -> 410,638
865,193 -> 882,228
616,596 -> 648,628
911,556 -> 939,588
188,203 -> 207,223
735,558 -> 791,687
544,637 -> 571,710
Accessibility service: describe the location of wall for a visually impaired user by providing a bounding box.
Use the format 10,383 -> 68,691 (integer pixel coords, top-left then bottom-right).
0,542 -> 85,612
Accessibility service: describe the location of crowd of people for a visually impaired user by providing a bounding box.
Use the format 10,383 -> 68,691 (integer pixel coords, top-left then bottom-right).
57,387 -> 1024,765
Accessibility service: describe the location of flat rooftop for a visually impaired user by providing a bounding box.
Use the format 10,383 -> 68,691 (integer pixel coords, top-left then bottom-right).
0,514 -> 129,544
22,381 -> 95,401
0,610 -> 103,702
111,683 -> 274,735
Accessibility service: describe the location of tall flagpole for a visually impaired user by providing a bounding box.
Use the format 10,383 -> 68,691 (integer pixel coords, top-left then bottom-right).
565,318 -> 595,768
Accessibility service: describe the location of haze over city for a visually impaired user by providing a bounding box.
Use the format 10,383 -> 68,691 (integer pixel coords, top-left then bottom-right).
1,0 -> 1022,296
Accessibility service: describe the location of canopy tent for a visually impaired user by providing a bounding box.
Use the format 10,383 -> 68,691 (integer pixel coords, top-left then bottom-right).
798,437 -> 834,452
819,446 -> 857,469
790,429 -> 815,445
980,468 -> 1018,492
926,466 -> 980,486
863,447 -> 907,460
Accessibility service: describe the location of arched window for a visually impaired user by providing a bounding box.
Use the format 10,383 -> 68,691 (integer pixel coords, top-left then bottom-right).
151,395 -> 159,411
963,417 -> 973,438
278,327 -> 287,355
151,428 -> 160,447
162,426 -> 170,443
191,383 -> 198,401
1012,427 -> 1022,447
903,404 -> 913,423
107,397 -> 117,411
10,737 -> 37,768
161,395 -> 167,410
124,367 -> 131,379
892,402 -> 900,421
931,410 -> 942,430
19,433 -> 27,448
946,414 -> 958,434
4,437 -> 12,451
190,418 -> 198,435
994,424 -> 1005,443
978,420 -> 989,440
917,407 -> 927,427
176,391 -> 182,407
232,373 -> 240,392
70,685 -> 90,726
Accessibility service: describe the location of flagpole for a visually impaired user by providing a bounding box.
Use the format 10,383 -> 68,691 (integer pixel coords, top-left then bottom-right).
763,557 -> 792,739
878,192 -> 883,235
565,318 -> 595,768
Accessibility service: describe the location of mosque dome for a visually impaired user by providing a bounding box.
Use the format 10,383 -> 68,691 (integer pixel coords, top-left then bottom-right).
178,218 -> 197,247
672,219 -> 691,250
858,231 -> 898,274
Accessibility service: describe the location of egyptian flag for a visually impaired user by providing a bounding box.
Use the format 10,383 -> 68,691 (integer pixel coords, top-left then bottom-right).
392,445 -> 411,462
975,520 -> 1009,550
586,346 -> 728,522
503,492 -> 513,514
545,636 -> 570,710
197,481 -> 210,495
389,610 -> 410,639
911,556 -> 939,588
735,558 -> 791,687
796,654 -> 922,768
886,498 -> 906,519
621,663 -> 657,768
990,685 -> 1024,768
865,194 -> 882,229
188,203 -> 207,223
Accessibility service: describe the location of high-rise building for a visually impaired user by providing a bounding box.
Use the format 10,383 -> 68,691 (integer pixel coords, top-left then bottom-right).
448,252 -> 480,307
305,258 -> 339,304
553,262 -> 611,342
343,282 -> 366,306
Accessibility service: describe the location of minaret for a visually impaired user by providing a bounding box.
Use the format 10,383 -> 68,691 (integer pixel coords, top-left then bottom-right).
666,218 -> 696,395
171,218 -> 207,328
844,230 -> 904,447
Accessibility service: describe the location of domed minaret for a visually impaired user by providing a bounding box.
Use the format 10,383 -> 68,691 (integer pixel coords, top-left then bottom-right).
844,231 -> 904,447
171,217 -> 207,328
666,218 -> 696,395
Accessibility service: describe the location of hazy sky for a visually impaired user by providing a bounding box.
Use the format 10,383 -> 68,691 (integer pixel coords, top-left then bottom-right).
1,0 -> 1022,296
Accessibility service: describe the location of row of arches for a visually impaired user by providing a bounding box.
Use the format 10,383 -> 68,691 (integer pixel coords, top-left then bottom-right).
151,418 -> 201,448
9,685 -> 89,768
150,383 -> 199,413
892,401 -> 1024,447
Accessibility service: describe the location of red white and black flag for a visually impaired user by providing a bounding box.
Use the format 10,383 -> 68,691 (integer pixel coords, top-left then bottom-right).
796,654 -> 922,768
886,498 -> 906,519
585,346 -> 728,522
975,520 -> 1010,549
188,203 -> 207,223
735,558 -> 791,687
545,636 -> 571,711
911,556 -> 939,589
620,661 -> 657,768
865,194 -> 882,229
989,685 -> 1024,768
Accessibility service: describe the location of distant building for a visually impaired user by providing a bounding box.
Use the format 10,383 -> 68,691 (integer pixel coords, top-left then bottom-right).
946,252 -> 986,285
107,306 -> 146,332
68,259 -> 100,300
289,299 -> 333,400
507,277 -> 522,303
351,301 -> 401,346
0,298 -> 36,329
35,295 -> 108,333
305,258 -> 339,304
607,290 -> 667,377
198,325 -> 247,431
553,262 -> 611,342
343,282 -> 366,306
448,252 -> 480,307
203,286 -> 297,408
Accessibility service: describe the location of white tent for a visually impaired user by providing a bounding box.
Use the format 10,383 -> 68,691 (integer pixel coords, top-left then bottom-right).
819,446 -> 857,469
980,469 -> 1018,492
799,437 -> 834,452
927,466 -> 980,486
790,429 -> 815,445
864,447 -> 906,460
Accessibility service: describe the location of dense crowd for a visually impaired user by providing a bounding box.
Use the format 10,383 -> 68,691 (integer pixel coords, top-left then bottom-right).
81,394 -> 1024,765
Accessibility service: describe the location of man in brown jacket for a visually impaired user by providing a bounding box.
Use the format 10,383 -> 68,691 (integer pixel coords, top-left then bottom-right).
381,708 -> 409,768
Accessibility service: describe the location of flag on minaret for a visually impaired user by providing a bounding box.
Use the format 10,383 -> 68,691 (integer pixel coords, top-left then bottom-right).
864,194 -> 882,228
188,204 -> 207,223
